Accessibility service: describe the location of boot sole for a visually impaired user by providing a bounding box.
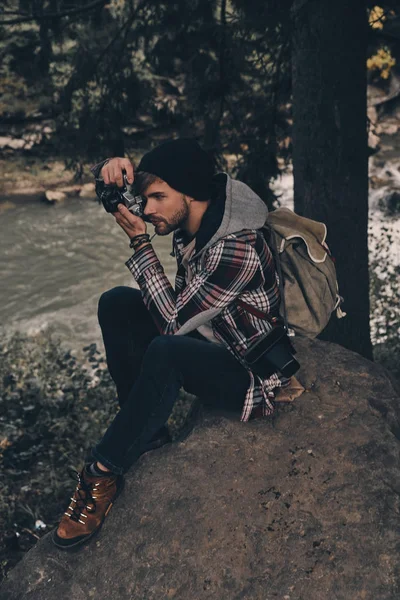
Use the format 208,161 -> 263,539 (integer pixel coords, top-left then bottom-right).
52,477 -> 125,550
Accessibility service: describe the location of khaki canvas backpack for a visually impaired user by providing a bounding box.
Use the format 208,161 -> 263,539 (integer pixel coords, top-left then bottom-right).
263,207 -> 346,338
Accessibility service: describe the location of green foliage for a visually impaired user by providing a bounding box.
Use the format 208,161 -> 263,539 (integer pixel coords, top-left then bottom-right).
0,331 -> 117,569
0,1 -> 399,197
0,0 -> 293,205
0,72 -> 28,118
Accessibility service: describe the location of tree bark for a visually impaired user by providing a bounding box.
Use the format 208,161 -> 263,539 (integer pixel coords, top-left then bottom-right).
38,18 -> 52,77
291,0 -> 372,359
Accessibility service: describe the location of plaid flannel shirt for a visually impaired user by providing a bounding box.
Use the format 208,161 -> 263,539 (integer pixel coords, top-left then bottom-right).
126,227 -> 289,422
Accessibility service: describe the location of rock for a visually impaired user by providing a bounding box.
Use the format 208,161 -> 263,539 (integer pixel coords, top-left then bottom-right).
0,136 -> 25,150
0,338 -> 399,600
369,175 -> 387,189
57,185 -> 81,198
379,120 -> 400,136
368,129 -> 380,153
367,83 -> 388,107
367,106 -> 381,152
0,133 -> 43,151
42,191 -> 67,204
378,189 -> 400,215
79,182 -> 96,199
383,123 -> 399,135
367,105 -> 378,125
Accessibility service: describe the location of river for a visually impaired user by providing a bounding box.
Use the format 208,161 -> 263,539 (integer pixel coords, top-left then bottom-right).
1,144 -> 399,357
0,195 -> 176,354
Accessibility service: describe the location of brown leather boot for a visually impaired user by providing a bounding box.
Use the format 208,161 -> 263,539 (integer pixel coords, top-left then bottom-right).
52,467 -> 124,549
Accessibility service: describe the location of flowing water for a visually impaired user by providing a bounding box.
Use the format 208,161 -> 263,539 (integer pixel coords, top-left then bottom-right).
1,145 -> 400,356
0,195 -> 176,354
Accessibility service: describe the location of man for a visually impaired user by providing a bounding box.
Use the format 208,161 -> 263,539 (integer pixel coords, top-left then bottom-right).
53,138 -> 289,549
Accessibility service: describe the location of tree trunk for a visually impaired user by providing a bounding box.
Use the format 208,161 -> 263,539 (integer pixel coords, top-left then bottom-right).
38,18 -> 52,77
27,0 -> 52,77
291,0 -> 372,359
203,0 -> 226,154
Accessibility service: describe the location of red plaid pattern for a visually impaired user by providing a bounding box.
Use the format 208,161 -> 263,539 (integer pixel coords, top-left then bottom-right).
126,228 -> 289,421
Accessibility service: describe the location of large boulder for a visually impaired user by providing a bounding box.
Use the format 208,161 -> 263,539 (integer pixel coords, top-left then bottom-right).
1,338 -> 399,600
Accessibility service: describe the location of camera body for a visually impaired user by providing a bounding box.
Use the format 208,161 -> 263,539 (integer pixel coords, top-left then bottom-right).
244,325 -> 300,379
98,173 -> 148,219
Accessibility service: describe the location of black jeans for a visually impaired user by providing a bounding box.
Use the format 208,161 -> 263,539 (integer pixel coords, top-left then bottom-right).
92,286 -> 250,474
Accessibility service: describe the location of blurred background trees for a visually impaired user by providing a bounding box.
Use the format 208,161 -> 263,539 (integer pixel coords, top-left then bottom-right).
0,0 -> 293,198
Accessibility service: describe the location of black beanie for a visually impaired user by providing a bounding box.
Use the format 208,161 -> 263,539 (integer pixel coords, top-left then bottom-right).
137,138 -> 215,201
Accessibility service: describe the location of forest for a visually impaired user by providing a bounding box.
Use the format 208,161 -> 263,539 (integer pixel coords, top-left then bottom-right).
0,0 -> 400,581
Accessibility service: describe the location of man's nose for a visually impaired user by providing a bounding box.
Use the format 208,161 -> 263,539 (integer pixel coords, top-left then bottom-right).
143,199 -> 156,216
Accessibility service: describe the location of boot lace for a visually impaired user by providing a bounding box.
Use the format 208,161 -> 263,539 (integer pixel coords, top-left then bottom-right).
64,471 -> 101,525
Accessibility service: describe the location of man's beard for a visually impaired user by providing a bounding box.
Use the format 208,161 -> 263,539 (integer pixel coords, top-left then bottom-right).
152,195 -> 190,236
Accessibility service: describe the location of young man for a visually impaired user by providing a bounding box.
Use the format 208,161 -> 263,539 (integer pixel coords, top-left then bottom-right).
53,138 -> 289,549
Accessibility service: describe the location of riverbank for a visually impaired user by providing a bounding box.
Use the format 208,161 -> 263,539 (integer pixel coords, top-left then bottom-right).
0,154 -> 84,204
0,143 -> 153,205
0,150 -> 138,207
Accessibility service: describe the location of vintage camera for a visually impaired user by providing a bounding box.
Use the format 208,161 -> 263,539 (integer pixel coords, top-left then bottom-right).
244,325 -> 300,379
97,172 -> 148,219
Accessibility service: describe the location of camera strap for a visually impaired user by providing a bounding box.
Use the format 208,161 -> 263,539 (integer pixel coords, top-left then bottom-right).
236,299 -> 274,322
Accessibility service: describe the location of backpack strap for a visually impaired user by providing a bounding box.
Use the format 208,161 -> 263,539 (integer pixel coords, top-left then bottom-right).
236,227 -> 292,334
268,232 -> 289,333
236,229 -> 290,332
262,225 -> 292,335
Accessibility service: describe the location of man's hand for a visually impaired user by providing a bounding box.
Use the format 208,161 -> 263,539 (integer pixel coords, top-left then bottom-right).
101,157 -> 134,187
114,204 -> 147,239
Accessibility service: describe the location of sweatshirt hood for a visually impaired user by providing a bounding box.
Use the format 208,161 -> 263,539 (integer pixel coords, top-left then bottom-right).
194,172 -> 268,257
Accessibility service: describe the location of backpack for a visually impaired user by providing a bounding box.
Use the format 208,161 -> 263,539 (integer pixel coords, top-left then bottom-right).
262,207 -> 346,338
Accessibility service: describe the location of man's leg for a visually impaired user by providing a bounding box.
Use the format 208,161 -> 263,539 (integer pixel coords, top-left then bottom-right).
97,285 -> 216,450
53,287 -> 162,550
97,286 -> 172,450
91,333 -> 250,474
53,310 -> 250,548
97,286 -> 159,407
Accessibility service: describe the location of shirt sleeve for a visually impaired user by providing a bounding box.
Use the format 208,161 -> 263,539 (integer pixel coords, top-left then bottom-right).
125,236 -> 265,335
90,159 -> 110,179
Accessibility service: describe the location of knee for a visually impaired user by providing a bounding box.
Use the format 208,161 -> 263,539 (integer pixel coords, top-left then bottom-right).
145,335 -> 177,364
97,286 -> 142,326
